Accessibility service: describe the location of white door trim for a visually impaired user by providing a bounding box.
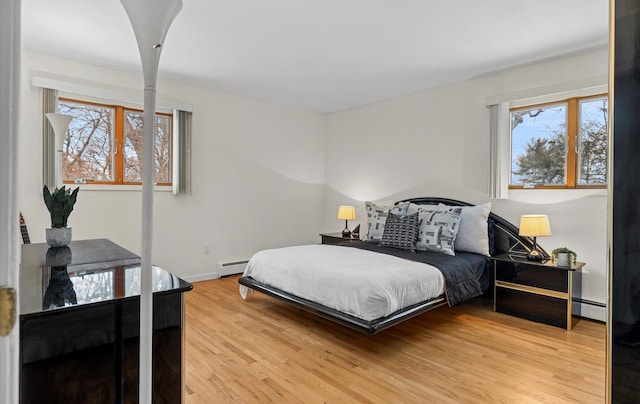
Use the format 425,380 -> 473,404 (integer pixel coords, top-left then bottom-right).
0,0 -> 21,402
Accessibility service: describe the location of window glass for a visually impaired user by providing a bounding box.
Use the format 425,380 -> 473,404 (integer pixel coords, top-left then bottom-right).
69,270 -> 114,304
124,110 -> 172,183
59,101 -> 115,182
578,97 -> 608,185
58,98 -> 173,185
510,104 -> 567,186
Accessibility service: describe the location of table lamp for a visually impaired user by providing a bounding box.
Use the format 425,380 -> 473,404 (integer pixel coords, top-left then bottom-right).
337,205 -> 356,237
518,214 -> 552,261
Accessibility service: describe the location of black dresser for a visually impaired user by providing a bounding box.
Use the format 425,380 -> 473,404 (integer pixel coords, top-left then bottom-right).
493,253 -> 583,330
20,239 -> 192,403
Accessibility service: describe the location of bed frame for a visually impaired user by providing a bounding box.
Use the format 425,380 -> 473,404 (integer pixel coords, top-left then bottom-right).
238,197 -> 546,334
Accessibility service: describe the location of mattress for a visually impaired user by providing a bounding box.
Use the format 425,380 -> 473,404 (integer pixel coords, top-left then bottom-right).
240,244 -> 445,321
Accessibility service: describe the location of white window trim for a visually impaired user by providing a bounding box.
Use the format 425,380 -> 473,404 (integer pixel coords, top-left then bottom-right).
32,74 -> 193,112
487,78 -> 608,198
485,75 -> 608,107
41,90 -> 192,194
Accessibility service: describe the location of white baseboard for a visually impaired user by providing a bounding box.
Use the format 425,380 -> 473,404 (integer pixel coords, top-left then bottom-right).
181,271 -> 220,283
573,299 -> 606,322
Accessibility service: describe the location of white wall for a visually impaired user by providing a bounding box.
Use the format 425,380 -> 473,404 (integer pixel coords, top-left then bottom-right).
20,48 -> 609,320
19,52 -> 326,280
323,47 -> 609,321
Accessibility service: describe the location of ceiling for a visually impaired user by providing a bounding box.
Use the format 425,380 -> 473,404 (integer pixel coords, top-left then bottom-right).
21,0 -> 608,113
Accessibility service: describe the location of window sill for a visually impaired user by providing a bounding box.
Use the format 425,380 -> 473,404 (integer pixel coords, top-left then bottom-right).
65,184 -> 173,192
507,188 -> 607,204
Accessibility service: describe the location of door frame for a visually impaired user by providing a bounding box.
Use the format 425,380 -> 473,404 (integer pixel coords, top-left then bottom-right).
0,0 -> 21,402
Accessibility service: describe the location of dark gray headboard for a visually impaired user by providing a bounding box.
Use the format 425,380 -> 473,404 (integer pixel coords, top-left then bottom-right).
399,197 -> 547,258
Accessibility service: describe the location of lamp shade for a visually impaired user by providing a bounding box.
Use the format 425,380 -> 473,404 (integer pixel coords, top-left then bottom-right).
45,113 -> 73,187
45,113 -> 72,151
518,215 -> 552,237
337,205 -> 356,221
120,0 -> 182,87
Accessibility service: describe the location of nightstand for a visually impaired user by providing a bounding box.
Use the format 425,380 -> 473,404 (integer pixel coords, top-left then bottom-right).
320,232 -> 360,245
492,253 -> 584,330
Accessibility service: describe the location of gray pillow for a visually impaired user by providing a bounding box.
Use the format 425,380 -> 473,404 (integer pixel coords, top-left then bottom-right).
416,207 -> 463,256
365,201 -> 410,242
380,212 -> 419,252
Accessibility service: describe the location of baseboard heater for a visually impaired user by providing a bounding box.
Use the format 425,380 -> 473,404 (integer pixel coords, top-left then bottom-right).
218,260 -> 249,277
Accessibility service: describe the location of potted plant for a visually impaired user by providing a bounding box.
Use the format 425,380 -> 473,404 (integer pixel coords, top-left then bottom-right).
551,247 -> 577,268
43,185 -> 79,247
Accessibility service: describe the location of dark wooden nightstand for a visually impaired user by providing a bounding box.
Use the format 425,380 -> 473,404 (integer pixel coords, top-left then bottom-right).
319,232 -> 360,245
492,253 -> 584,330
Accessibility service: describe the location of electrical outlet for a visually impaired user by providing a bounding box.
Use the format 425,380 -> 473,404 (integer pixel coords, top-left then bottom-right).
204,245 -> 210,255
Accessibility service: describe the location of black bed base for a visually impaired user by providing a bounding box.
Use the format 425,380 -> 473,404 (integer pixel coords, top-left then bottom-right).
239,197 -> 537,335
238,276 -> 447,335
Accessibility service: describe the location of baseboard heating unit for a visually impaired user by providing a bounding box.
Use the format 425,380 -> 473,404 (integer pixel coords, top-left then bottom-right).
218,260 -> 249,277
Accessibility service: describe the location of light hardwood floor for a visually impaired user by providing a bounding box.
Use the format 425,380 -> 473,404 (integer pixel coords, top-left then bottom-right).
185,276 -> 605,403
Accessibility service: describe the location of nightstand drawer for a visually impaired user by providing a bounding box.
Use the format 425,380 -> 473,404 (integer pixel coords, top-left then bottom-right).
495,287 -> 568,329
495,260 -> 568,293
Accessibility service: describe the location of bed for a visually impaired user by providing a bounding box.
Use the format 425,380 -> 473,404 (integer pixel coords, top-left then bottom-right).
238,197 -> 545,334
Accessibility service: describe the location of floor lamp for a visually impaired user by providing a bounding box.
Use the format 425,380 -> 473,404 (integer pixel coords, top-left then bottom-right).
119,1 -> 182,402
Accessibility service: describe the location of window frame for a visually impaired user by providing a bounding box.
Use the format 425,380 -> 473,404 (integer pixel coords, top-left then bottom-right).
59,97 -> 173,187
508,93 -> 608,190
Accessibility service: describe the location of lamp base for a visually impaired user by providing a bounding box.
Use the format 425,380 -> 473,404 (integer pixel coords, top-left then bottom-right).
526,250 -> 543,262
342,228 -> 351,238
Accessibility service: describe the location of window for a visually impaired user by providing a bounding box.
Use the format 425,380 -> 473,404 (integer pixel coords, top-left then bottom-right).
509,95 -> 608,189
59,98 -> 173,185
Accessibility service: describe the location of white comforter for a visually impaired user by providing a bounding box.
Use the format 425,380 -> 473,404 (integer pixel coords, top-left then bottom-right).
239,244 -> 445,321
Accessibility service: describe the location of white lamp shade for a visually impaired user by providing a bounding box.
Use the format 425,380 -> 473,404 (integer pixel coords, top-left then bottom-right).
45,113 -> 72,151
46,113 -> 72,187
337,205 -> 356,221
518,215 -> 552,237
120,0 -> 182,87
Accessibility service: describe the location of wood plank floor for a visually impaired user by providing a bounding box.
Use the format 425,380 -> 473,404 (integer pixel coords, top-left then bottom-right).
184,276 -> 605,403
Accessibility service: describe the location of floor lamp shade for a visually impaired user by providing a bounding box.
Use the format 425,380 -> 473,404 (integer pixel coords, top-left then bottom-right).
119,1 -> 182,402
120,0 -> 182,86
45,113 -> 72,188
518,215 -> 551,261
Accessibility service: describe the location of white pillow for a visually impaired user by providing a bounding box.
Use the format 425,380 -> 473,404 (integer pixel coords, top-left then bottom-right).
365,201 -> 410,241
453,202 -> 491,256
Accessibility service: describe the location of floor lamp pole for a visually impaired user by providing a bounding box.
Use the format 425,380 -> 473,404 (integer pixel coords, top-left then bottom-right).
119,1 -> 182,402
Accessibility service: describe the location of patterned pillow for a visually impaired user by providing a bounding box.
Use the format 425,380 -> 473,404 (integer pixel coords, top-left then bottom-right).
380,212 -> 419,252
416,207 -> 463,256
365,201 -> 410,242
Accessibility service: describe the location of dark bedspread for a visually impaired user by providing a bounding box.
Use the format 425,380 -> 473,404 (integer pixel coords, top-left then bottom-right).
346,241 -> 489,306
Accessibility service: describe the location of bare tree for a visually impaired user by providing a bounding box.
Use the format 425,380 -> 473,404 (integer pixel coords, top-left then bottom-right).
60,102 -> 114,181
579,99 -> 608,184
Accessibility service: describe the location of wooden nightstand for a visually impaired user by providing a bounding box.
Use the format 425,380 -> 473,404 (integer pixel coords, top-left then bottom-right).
319,232 -> 360,245
492,253 -> 584,330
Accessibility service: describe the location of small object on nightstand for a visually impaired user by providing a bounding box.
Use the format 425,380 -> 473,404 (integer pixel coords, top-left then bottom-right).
551,247 -> 577,268
320,232 -> 360,245
351,224 -> 360,238
337,205 -> 356,237
518,215 -> 552,261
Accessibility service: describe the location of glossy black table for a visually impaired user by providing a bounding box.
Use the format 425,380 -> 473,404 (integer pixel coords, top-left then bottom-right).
20,239 -> 192,403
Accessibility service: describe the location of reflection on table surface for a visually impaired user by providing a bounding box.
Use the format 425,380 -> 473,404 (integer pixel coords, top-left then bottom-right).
20,239 -> 191,316
39,264 -> 182,312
